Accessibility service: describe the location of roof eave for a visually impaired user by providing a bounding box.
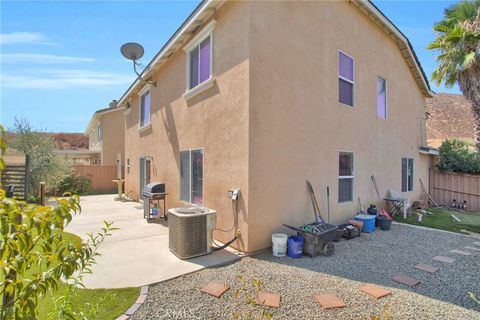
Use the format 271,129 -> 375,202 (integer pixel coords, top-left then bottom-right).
354,0 -> 434,98
117,0 -> 226,106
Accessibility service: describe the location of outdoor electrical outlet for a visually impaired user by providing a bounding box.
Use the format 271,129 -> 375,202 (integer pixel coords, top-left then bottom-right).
228,190 -> 234,198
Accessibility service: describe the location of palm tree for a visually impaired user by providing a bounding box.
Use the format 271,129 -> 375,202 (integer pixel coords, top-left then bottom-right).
428,0 -> 480,146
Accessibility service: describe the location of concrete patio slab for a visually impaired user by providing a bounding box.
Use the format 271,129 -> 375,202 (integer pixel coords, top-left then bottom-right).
66,195 -> 241,289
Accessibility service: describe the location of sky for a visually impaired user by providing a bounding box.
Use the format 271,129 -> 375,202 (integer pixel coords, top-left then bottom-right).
0,0 -> 460,133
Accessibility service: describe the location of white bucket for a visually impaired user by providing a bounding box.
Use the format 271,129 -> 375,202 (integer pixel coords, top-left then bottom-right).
272,233 -> 288,257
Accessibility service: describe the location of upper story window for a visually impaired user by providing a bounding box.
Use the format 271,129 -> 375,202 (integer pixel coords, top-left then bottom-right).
139,89 -> 150,128
97,123 -> 102,142
184,20 -> 215,93
377,76 -> 387,119
338,51 -> 354,107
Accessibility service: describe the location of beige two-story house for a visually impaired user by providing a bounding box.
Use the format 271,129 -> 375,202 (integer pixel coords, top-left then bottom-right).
119,0 -> 436,253
85,101 -> 125,166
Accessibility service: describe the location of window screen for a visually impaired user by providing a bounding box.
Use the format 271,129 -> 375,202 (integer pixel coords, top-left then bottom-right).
402,157 -> 414,192
377,77 -> 387,119
339,152 -> 354,203
188,35 -> 211,90
180,151 -> 190,202
338,51 -> 354,106
179,149 -> 204,204
140,90 -> 150,127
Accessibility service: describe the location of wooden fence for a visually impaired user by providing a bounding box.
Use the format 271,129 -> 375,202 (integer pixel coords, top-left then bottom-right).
1,157 -> 29,200
429,169 -> 480,212
73,165 -> 122,192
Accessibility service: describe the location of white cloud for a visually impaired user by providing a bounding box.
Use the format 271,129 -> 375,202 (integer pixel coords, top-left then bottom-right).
1,69 -> 134,89
0,32 -> 52,45
2,53 -> 95,64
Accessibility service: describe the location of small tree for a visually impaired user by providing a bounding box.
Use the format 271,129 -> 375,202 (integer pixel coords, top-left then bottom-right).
9,118 -> 72,197
0,126 -> 115,319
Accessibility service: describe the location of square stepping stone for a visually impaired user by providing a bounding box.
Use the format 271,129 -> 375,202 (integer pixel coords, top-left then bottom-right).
415,263 -> 438,274
314,294 -> 347,309
433,256 -> 456,263
465,246 -> 480,251
201,283 -> 230,298
256,292 -> 281,308
359,284 -> 392,299
392,275 -> 420,287
450,249 -> 472,256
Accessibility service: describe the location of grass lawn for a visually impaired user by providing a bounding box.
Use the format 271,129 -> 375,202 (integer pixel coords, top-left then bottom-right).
394,207 -> 480,234
7,232 -> 139,320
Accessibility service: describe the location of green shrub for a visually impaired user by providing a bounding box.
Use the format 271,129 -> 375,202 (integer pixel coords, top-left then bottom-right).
58,174 -> 92,195
437,139 -> 480,174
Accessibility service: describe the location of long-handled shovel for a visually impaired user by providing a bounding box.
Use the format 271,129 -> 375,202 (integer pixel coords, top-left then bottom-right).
306,180 -> 327,230
371,175 -> 393,220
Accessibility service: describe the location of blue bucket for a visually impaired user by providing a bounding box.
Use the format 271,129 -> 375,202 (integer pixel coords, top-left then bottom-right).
287,235 -> 304,258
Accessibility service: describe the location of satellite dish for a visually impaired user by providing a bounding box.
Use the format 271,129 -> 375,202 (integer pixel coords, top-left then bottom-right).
120,42 -> 144,61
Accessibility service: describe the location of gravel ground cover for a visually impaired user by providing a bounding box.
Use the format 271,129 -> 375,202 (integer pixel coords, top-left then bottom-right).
132,224 -> 480,319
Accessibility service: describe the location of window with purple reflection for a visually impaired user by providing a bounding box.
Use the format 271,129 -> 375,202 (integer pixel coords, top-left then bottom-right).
188,35 -> 211,90
338,51 -> 354,106
377,76 -> 387,119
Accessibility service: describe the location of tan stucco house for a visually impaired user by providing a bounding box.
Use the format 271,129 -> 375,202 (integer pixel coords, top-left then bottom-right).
85,101 -> 125,166
119,0 -> 436,253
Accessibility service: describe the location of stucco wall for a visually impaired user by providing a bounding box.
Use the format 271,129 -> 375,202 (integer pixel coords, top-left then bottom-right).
247,1 -> 431,251
123,1 -> 251,250
101,110 -> 125,166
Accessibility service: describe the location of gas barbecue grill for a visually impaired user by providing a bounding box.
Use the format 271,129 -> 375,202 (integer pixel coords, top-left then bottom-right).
142,182 -> 168,221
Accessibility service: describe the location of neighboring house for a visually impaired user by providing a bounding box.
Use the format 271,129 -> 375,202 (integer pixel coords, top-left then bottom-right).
54,149 -> 102,165
119,0 -> 436,252
51,133 -> 96,165
85,101 -> 125,166
426,93 -> 474,148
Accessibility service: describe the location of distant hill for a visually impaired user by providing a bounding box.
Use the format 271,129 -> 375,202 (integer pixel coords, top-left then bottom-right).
426,93 -> 474,148
53,133 -> 88,150
5,132 -> 89,150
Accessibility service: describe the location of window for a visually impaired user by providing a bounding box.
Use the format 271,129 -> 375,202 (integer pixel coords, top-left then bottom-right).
139,89 -> 150,128
377,76 -> 387,119
339,152 -> 354,202
187,34 -> 212,90
402,158 -> 414,192
180,149 -> 204,204
338,51 -> 354,106
97,123 -> 102,142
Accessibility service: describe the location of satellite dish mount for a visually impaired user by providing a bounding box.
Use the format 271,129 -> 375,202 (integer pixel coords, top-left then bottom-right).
120,42 -> 156,86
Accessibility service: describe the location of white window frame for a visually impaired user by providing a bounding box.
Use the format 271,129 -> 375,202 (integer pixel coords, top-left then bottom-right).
377,76 -> 388,119
179,148 -> 204,205
183,20 -> 215,94
138,85 -> 151,130
338,151 -> 355,203
402,157 -> 414,192
338,50 -> 355,107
